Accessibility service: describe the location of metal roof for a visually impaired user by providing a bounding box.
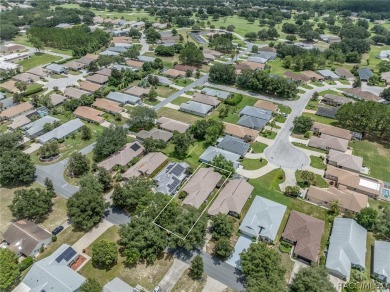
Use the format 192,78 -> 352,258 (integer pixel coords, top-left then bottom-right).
180,101 -> 213,116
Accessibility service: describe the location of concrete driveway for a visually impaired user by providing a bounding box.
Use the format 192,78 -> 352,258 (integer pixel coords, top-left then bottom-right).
203,276 -> 227,292
158,259 -> 189,291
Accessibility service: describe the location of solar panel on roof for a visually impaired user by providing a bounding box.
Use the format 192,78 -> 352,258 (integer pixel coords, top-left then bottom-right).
170,164 -> 184,176
168,177 -> 181,193
55,246 -> 76,263
130,143 -> 141,151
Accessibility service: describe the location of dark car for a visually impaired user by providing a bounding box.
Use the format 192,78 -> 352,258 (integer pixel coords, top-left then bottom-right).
52,226 -> 64,235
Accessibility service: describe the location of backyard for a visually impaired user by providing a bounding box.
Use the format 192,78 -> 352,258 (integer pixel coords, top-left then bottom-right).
157,107 -> 201,124
310,156 -> 326,170
295,170 -> 329,188
18,53 -> 62,71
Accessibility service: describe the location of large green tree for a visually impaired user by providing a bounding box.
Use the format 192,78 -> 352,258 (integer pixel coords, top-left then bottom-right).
209,63 -> 236,84
179,42 -> 204,66
293,116 -> 314,133
0,150 -> 35,186
356,207 -> 378,231
214,237 -> 234,260
68,152 -> 90,177
93,126 -> 128,161
0,249 -> 20,291
190,255 -> 204,280
171,131 -> 195,159
127,106 -> 157,131
211,154 -> 235,175
9,188 -> 54,222
92,240 -> 118,269
290,266 -> 337,292
79,278 -> 103,292
211,213 -> 234,240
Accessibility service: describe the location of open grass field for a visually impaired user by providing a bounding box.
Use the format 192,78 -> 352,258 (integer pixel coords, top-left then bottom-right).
157,107 -> 201,124
278,104 -> 292,114
174,78 -> 193,87
19,53 -> 62,71
302,112 -> 339,126
350,140 -> 390,181
13,35 -> 73,56
156,86 -> 178,98
39,196 -> 68,231
172,270 -> 206,292
80,225 -> 174,290
170,95 -> 190,105
241,158 -> 267,170
318,89 -> 342,96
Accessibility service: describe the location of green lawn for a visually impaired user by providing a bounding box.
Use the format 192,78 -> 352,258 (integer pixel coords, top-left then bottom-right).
156,86 -> 177,98
305,100 -> 320,111
278,104 -> 292,114
19,53 -> 62,71
350,140 -> 390,181
170,96 -> 190,106
163,140 -> 206,168
251,142 -> 268,153
174,78 -> 193,87
318,89 -> 342,96
311,81 -> 325,87
302,112 -> 339,126
338,79 -> 350,85
25,83 -> 44,95
275,115 -> 287,123
157,107 -> 201,124
301,84 -> 313,90
310,156 -> 326,170
241,158 -> 267,170
260,130 -> 277,139
292,142 -> 328,154
295,170 -> 329,188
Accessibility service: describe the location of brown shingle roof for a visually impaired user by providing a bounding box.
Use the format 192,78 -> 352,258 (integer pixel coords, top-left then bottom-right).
64,61 -> 85,70
173,64 -> 197,72
259,46 -> 277,53
192,92 -> 221,107
156,117 -> 190,133
327,149 -> 363,173
0,102 -> 33,119
223,122 -> 258,141
86,74 -> 109,84
308,134 -> 349,152
49,93 -> 68,106
64,87 -> 90,99
208,178 -> 253,216
284,71 -> 310,83
126,59 -> 144,69
13,73 -> 40,83
234,61 -> 265,71
96,68 -> 112,76
0,80 -> 19,93
136,128 -> 173,142
182,168 -> 222,209
27,67 -> 49,78
253,100 -> 278,112
74,106 -> 104,123
335,67 -> 354,79
125,86 -> 149,97
97,141 -> 144,171
92,98 -> 122,114
344,88 -> 380,102
112,36 -> 132,44
123,152 -> 168,178
164,68 -> 185,78
312,122 -> 352,140
300,70 -> 324,80
282,211 -> 325,263
79,80 -> 101,93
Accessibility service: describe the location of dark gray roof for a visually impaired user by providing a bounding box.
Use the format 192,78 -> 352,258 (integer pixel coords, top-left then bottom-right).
239,106 -> 272,121
316,107 -> 338,119
237,115 -> 267,130
154,162 -> 189,195
217,135 -> 250,156
23,244 -> 85,292
106,92 -> 140,105
326,218 -> 367,279
201,87 -> 230,99
358,68 -> 373,80
373,241 -> 390,284
252,51 -> 277,60
23,115 -> 59,136
180,101 -> 213,116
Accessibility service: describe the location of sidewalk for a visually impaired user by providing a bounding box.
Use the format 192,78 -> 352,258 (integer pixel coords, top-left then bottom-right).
236,163 -> 277,179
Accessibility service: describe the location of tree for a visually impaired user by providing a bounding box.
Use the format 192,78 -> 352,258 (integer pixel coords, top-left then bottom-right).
171,28 -> 178,36
290,266 -> 337,292
10,188 -> 54,222
79,278 -> 103,292
119,217 -> 167,265
352,77 -> 361,88
214,237 -> 234,260
148,88 -> 158,102
39,141 -> 60,159
143,138 -> 167,153
312,91 -> 319,101
190,255 -> 204,280
129,28 -> 141,38
144,27 -> 161,43
67,187 -> 106,231
300,170 -> 316,185
356,207 -> 378,231
92,240 -> 118,269
284,186 -> 301,197
44,177 -> 55,194
0,248 -> 20,291
0,132 -> 23,153
380,88 -> 390,101
209,63 -> 236,84
293,115 -> 313,133
179,42 -> 204,66
240,242 -> 286,292
251,45 -> 258,53
87,61 -> 99,72
0,150 -> 35,186
93,126 -> 127,161
172,131 -> 194,159
127,106 -> 156,131
30,36 -> 44,52
80,125 -> 92,140
204,120 -> 224,145
211,213 -> 233,239
15,81 -> 27,92
377,208 -> 390,239
286,34 -> 297,42
68,152 -> 90,177
96,167 -> 112,191
211,154 -> 235,175
330,200 -> 341,216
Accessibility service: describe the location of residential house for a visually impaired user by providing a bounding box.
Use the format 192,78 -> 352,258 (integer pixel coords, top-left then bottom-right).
238,115 -> 268,130
308,134 -> 349,152
46,64 -> 67,74
201,88 -> 230,100
252,51 -> 277,61
27,67 -> 50,78
223,122 -> 258,142
317,69 -> 340,80
381,71 -> 390,85
138,56 -> 156,63
156,117 -> 190,133
173,64 -> 197,73
37,118 -> 84,144
358,68 -> 373,81
259,46 -> 277,53
182,168 -> 222,209
180,101 -> 213,117
136,128 -> 173,142
239,196 -> 287,243
203,53 -> 217,62
325,165 -> 383,199
306,186 -> 368,214
247,55 -> 268,64
300,70 -> 325,81
199,146 -> 241,169
163,68 -> 186,78
107,46 -> 128,54
64,87 -> 91,99
0,80 -> 19,93
64,61 -> 85,71
77,54 -> 99,65
98,141 -> 144,171
154,162 -> 189,195
8,115 -> 31,130
86,74 -> 109,85
282,211 -> 325,264
96,68 -> 112,76
326,149 -> 363,173
13,72 -> 40,83
22,244 -> 85,291
49,93 -> 68,106
123,152 -> 168,179
376,50 -> 390,60
106,91 -> 140,105
126,59 -> 144,70
0,44 -> 25,54
23,115 -> 60,138
103,277 -> 136,292
284,71 -> 311,84
125,86 -> 149,98
74,106 -> 105,124
92,98 -> 122,114
147,74 -> 172,85
208,178 -> 253,217
326,218 -> 367,280
373,241 -> 390,285
344,88 -> 381,102
322,94 -> 354,107
3,220 -> 52,257
316,106 -> 338,119
335,67 -> 354,80
234,61 -> 265,74
253,100 -> 278,112
203,48 -> 223,57
192,92 -> 221,108
239,106 -> 273,121
0,101 -> 33,120
217,135 -> 249,157
312,122 -> 352,140
79,80 -> 101,93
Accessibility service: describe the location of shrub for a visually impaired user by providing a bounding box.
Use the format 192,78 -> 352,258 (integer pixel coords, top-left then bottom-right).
224,94 -> 243,106
19,256 -> 33,271
178,191 -> 187,199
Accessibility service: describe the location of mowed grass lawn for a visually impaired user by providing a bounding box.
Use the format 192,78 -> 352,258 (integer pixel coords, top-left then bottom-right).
302,112 -> 339,126
157,107 -> 201,124
310,156 -> 326,170
19,53 -> 62,71
172,269 -> 206,292
170,95 -> 190,105
80,226 -> 174,290
251,142 -> 268,153
350,140 -> 390,181
241,158 -> 267,170
296,170 -> 329,189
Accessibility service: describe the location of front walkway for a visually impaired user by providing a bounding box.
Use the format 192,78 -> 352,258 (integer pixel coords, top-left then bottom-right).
236,163 -> 278,179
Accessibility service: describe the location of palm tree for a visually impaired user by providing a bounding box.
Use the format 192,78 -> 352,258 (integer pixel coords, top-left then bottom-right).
330,200 -> 341,215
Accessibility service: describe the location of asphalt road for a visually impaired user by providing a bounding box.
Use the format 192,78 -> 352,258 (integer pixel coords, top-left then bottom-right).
153,74 -> 209,111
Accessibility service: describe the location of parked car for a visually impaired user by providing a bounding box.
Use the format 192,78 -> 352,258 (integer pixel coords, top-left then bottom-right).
52,226 -> 64,235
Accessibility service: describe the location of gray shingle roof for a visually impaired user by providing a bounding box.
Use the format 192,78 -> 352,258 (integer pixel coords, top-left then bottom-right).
373,241 -> 390,284
180,101 -> 213,116
217,135 -> 250,156
239,196 -> 287,242
201,87 -> 230,99
252,51 -> 277,60
315,106 -> 338,119
138,55 -> 156,62
23,244 -> 85,292
239,106 -> 272,121
247,56 -> 268,64
154,162 -> 189,195
107,46 -> 128,53
103,277 -> 135,292
46,64 -> 67,73
325,218 -> 367,279
37,118 -> 84,143
358,68 -> 374,81
317,69 -> 340,80
199,146 -> 241,169
106,91 -> 140,105
23,115 -> 59,137
237,115 -> 267,130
